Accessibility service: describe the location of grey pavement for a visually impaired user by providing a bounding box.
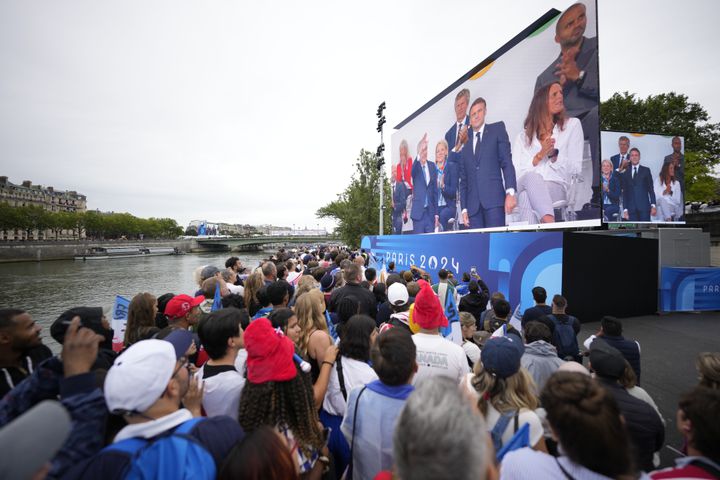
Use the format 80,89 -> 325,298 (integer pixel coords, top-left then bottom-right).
577,312 -> 720,469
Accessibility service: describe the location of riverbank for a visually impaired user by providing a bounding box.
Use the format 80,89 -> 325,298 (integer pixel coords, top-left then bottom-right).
0,239 -> 194,263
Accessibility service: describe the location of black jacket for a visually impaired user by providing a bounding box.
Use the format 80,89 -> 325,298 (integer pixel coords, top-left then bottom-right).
328,283 -> 378,320
600,334 -> 642,384
596,377 -> 664,472
459,292 -> 488,326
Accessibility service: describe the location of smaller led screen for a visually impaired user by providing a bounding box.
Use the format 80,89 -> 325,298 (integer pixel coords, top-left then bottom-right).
600,131 -> 685,224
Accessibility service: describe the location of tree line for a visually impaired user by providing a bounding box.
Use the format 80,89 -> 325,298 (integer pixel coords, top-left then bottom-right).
0,203 -> 183,240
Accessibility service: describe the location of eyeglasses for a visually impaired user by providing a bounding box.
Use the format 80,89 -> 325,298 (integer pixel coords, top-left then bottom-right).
171,356 -> 190,378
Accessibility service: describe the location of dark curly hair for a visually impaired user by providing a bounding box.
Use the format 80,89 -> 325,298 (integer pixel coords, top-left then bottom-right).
238,364 -> 324,458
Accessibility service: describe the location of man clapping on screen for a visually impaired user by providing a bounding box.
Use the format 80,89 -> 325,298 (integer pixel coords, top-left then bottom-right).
451,98 -> 516,229
535,2 -> 599,205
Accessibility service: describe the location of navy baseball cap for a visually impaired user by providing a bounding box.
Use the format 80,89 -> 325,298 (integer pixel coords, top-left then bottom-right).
481,335 -> 525,379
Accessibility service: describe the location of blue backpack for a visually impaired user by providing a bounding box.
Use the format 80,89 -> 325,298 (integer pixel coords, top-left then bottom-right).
490,411 -> 530,461
547,314 -> 579,359
104,417 -> 216,480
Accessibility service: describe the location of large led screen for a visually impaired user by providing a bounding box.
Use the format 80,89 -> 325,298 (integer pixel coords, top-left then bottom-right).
600,131 -> 685,224
390,1 -> 600,235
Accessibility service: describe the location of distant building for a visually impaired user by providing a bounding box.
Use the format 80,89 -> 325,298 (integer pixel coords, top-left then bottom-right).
0,176 -> 87,241
269,228 -> 327,236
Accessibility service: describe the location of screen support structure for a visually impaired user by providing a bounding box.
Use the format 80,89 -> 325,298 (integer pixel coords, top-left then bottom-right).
376,102 -> 387,235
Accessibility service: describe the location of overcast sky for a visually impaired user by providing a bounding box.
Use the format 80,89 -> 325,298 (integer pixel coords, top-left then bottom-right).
1,0 -> 718,230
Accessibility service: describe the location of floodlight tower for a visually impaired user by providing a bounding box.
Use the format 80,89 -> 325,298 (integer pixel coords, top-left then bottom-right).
376,102 -> 386,235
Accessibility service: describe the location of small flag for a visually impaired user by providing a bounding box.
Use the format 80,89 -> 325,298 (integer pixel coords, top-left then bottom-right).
496,423 -> 530,461
211,282 -> 222,312
325,310 -> 339,342
491,323 -> 507,338
111,295 -> 131,352
509,302 -> 523,333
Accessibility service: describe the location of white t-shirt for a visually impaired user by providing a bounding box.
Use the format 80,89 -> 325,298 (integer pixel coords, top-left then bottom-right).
195,365 -> 245,420
226,283 -> 244,296
322,356 -> 378,416
412,333 -> 469,385
462,340 -> 481,367
501,447 -> 631,480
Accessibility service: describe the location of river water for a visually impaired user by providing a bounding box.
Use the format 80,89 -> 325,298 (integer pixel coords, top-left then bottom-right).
0,251 -> 269,352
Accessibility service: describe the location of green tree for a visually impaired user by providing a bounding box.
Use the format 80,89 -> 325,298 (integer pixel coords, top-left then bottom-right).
185,225 -> 198,236
316,149 -> 391,248
600,92 -> 720,202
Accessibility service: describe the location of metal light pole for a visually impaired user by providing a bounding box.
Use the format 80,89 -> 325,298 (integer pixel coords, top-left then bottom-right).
376,102 -> 386,235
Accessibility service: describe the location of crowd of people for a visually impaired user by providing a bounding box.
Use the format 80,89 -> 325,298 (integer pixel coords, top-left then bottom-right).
0,246 -> 718,479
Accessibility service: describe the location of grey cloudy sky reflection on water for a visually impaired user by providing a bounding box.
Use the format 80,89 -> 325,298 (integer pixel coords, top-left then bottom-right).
0,252 -> 268,352
0,0 -> 718,229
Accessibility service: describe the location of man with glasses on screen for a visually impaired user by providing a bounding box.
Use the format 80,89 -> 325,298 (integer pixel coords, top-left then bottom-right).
452,97 -> 516,229
621,148 -> 656,221
535,2 -> 599,206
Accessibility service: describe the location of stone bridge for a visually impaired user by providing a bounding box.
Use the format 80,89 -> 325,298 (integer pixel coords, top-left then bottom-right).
190,235 -> 338,252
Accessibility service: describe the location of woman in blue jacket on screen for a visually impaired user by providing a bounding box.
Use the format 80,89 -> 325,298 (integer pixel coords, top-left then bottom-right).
601,159 -> 621,222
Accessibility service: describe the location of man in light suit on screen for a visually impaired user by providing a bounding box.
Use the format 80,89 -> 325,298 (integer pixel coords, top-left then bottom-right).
410,135 -> 438,234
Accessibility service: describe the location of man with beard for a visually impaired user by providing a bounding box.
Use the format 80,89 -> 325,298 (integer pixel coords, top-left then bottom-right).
0,309 -> 52,397
535,2 -> 600,205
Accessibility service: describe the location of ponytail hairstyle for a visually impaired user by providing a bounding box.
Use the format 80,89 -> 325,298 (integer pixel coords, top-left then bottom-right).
541,372 -> 635,478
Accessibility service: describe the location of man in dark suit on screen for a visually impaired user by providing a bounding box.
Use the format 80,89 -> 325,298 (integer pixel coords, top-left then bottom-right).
622,148 -> 656,221
410,135 -> 438,234
451,97 -> 516,229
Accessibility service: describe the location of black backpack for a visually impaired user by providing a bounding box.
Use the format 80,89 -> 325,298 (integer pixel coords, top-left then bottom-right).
547,314 -> 579,359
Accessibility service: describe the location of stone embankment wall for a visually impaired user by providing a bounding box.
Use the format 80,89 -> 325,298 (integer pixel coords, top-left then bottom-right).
0,239 -> 193,263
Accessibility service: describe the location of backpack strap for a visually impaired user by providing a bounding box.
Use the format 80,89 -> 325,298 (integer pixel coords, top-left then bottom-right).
104,417 -> 205,455
337,356 -> 348,402
490,411 -> 515,453
347,386 -> 368,478
554,457 -> 576,480
105,437 -> 149,455
174,417 -> 205,435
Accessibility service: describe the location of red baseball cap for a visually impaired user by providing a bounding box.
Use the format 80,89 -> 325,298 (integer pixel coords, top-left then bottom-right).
244,318 -> 297,384
164,294 -> 205,319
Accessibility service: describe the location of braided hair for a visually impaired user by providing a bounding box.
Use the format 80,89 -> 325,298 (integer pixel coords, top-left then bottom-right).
541,372 -> 634,478
238,363 -> 324,458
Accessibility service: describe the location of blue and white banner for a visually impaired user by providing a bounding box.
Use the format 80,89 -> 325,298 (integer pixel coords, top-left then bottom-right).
362,231 -> 563,311
660,266 -> 720,312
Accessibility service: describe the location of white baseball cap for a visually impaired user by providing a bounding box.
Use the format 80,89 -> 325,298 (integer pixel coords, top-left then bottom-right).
388,282 -> 409,306
104,339 -> 177,414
